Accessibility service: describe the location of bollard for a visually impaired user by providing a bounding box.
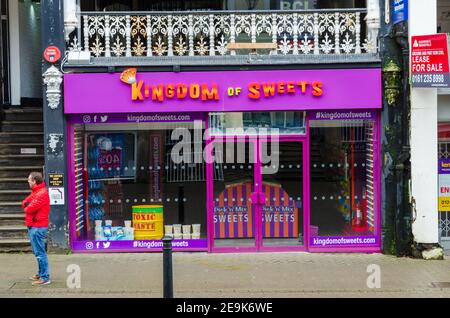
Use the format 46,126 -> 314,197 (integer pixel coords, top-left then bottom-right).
162,236 -> 174,298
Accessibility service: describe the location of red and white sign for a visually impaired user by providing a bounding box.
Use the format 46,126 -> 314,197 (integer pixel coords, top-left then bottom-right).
412,34 -> 449,73
411,34 -> 450,87
43,46 -> 61,63
98,149 -> 121,172
49,187 -> 65,205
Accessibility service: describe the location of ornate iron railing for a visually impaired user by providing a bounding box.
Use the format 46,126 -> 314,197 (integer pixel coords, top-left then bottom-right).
66,9 -> 377,59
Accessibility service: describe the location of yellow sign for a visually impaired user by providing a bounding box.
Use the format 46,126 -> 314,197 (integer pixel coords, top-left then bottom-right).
439,174 -> 450,212
439,197 -> 450,212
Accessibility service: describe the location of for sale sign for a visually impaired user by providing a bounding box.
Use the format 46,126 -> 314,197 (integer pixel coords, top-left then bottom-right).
411,34 -> 450,88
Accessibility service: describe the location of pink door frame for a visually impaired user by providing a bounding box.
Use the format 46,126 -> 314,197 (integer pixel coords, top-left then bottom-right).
206,135 -> 309,253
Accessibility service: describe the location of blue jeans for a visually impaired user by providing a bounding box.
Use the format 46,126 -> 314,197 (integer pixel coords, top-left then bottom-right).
28,227 -> 50,281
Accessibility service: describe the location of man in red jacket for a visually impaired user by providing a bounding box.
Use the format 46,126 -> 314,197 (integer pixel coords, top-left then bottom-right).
22,172 -> 51,286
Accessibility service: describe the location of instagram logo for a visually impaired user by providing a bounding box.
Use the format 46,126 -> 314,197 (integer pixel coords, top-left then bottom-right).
85,242 -> 94,250
82,115 -> 91,123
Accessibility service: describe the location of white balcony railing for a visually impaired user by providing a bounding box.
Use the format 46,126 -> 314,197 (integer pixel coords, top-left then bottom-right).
66,9 -> 377,59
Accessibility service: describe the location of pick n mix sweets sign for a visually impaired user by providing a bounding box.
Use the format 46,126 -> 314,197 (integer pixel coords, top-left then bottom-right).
64,68 -> 381,114
213,181 -> 300,239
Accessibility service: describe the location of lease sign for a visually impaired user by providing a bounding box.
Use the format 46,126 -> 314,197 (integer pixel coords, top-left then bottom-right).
411,34 -> 450,87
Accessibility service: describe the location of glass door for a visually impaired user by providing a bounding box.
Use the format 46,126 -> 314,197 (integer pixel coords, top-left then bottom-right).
259,140 -> 305,249
211,139 -> 258,250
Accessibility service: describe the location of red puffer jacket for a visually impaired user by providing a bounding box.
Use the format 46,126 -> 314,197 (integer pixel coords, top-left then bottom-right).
22,183 -> 50,227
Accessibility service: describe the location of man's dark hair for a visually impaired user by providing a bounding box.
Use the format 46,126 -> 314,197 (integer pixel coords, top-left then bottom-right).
29,172 -> 44,185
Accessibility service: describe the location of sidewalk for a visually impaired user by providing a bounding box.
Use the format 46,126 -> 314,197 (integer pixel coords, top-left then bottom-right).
1,252 -> 450,298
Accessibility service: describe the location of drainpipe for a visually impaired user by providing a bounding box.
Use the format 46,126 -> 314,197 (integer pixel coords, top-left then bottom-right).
393,23 -> 410,156
383,59 -> 402,255
390,20 -> 412,256
396,23 -> 412,257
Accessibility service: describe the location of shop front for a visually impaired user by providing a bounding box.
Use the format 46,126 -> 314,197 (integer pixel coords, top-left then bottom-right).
438,94 -> 450,250
64,67 -> 382,253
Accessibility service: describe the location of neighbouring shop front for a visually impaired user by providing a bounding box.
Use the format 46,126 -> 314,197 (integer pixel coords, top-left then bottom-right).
411,32 -> 450,251
64,67 -> 382,253
438,93 -> 450,250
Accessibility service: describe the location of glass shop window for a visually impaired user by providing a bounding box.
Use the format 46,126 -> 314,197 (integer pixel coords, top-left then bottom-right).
309,119 -> 377,238
72,123 -> 208,242
209,111 -> 306,136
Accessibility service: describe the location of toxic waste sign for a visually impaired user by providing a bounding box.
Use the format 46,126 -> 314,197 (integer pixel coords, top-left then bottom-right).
411,34 -> 450,87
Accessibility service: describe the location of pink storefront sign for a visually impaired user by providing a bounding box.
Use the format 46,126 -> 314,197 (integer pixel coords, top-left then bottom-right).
64,68 -> 381,114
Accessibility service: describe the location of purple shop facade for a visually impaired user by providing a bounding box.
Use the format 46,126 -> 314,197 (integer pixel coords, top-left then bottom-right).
64,68 -> 382,253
